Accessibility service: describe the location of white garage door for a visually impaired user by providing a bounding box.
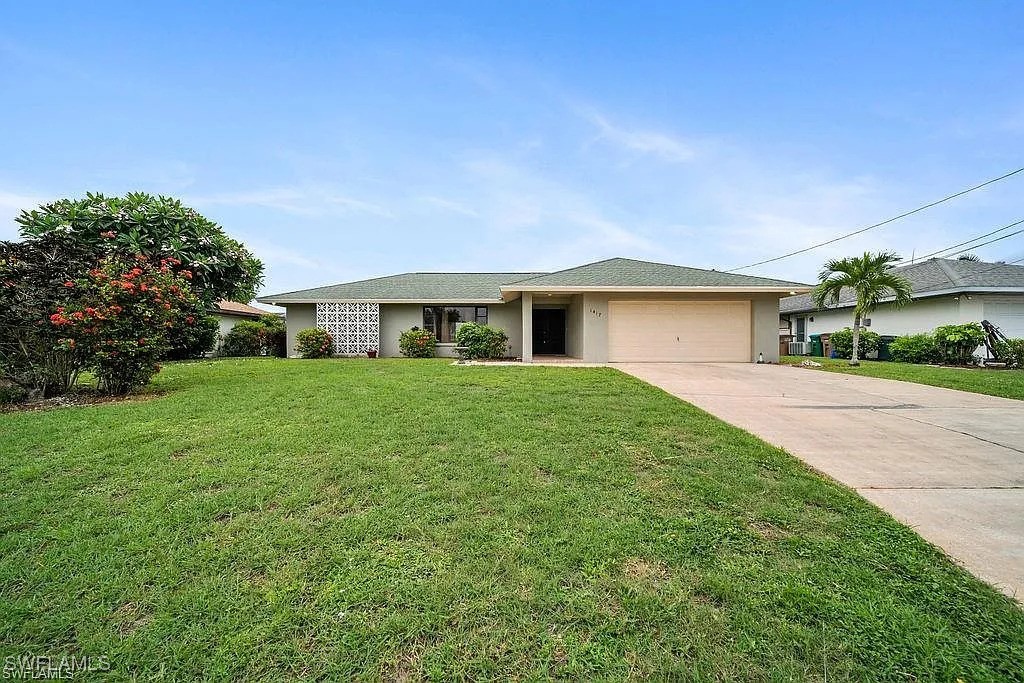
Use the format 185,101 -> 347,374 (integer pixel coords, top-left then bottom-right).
984,301 -> 1024,338
608,301 -> 751,362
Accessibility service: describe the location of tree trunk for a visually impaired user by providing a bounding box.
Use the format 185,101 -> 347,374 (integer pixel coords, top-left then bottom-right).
850,314 -> 861,366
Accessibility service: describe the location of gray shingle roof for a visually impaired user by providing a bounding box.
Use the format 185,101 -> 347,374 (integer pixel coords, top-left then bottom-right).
259,272 -> 546,303
258,257 -> 813,304
780,258 -> 1024,314
502,258 -> 810,289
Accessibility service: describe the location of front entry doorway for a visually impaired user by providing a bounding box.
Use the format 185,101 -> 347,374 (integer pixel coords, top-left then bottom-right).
533,308 -> 566,355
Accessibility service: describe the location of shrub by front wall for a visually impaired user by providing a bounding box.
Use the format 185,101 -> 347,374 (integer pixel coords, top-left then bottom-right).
994,338 -> 1024,368
888,333 -> 939,364
399,328 -> 437,358
828,327 -> 880,360
934,323 -> 986,365
295,328 -> 334,358
454,323 -> 509,359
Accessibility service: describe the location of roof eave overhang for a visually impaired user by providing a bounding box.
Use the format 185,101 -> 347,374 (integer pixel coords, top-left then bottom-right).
781,286 -> 1024,314
256,298 -> 506,306
499,285 -> 813,302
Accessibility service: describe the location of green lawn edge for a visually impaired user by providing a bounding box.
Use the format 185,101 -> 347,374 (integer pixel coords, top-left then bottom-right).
780,355 -> 1024,400
2,358 -> 1021,680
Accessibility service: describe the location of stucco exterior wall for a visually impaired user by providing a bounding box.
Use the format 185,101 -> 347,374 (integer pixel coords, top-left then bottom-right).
379,304 -> 423,357
566,294 -> 584,358
751,296 -> 782,362
574,291 -> 778,363
487,299 -> 524,358
283,303 -> 315,357
378,300 -> 524,358
795,296 -> 964,338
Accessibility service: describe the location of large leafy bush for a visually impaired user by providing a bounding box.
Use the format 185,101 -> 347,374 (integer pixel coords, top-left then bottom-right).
220,321 -> 266,357
887,333 -> 939,364
829,327 -> 880,360
399,327 -> 436,358
454,323 -> 509,359
934,323 -> 985,365
2,193 -> 264,400
164,313 -> 219,360
258,315 -> 287,357
296,328 -> 334,359
219,315 -> 286,357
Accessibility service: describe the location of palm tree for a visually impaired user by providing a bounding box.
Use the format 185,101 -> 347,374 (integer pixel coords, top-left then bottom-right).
812,251 -> 913,366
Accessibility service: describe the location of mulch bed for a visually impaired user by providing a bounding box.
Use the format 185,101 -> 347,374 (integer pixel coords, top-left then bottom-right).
1,389 -> 163,414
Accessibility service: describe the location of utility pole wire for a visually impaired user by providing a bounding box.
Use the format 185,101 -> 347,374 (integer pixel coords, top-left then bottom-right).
725,166 -> 1024,272
895,218 -> 1024,264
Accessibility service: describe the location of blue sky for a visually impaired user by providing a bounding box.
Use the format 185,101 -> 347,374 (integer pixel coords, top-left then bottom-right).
2,2 -> 1023,298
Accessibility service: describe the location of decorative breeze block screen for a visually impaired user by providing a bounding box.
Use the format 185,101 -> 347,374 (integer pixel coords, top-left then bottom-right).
316,303 -> 380,355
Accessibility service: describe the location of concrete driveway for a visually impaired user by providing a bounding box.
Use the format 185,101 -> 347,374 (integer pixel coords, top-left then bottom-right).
616,362 -> 1024,600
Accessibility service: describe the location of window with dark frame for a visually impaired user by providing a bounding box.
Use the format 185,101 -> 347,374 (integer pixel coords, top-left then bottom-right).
422,306 -> 488,343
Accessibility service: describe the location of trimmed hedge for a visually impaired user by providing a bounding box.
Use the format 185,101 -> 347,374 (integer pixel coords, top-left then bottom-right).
888,334 -> 939,364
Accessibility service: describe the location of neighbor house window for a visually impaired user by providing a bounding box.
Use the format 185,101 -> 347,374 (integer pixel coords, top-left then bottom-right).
422,306 -> 487,343
796,317 -> 806,342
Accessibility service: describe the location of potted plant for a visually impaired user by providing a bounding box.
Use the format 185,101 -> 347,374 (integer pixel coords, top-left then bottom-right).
367,348 -> 378,358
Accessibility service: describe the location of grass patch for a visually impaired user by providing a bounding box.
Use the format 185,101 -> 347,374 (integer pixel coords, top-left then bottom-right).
780,355 -> 1024,400
1,358 -> 1021,679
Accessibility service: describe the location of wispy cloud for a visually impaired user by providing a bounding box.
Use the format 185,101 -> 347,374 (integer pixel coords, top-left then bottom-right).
451,155 -> 659,270
586,110 -> 696,163
419,195 -> 480,218
187,187 -> 394,218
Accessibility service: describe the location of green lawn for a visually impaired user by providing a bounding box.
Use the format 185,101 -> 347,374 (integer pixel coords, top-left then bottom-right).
780,355 -> 1024,400
2,359 -> 1021,680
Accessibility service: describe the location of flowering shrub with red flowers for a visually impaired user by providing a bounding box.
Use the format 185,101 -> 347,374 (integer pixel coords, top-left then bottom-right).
295,327 -> 334,359
398,327 -> 437,358
54,255 -> 202,394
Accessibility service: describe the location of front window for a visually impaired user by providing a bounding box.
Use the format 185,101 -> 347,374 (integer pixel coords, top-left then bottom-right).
423,306 -> 487,343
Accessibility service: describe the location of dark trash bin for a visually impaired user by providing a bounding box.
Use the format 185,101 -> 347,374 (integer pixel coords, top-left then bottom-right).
809,334 -> 824,357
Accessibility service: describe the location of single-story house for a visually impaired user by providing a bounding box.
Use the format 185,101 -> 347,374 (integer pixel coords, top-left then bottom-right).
213,300 -> 275,339
257,257 -> 811,363
780,257 -> 1024,346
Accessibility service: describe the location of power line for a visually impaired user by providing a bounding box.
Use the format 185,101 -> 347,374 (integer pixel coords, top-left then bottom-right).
932,226 -> 1024,259
960,255 -> 1024,277
725,166 -> 1024,272
898,218 -> 1024,264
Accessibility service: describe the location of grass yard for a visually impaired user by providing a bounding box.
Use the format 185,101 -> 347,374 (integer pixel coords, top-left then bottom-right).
780,355 -> 1024,400
2,359 -> 1022,680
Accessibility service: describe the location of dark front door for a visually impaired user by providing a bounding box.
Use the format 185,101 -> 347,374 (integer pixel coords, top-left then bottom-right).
533,308 -> 566,355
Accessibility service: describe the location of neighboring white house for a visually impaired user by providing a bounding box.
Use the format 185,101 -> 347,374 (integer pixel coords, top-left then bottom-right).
780,258 -> 1024,346
213,300 -> 274,339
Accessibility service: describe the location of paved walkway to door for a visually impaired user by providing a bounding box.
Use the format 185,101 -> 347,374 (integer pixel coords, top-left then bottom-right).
616,362 -> 1024,601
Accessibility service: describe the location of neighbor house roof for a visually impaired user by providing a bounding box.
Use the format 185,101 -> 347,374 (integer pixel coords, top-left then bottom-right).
780,258 -> 1024,314
257,257 -> 813,305
499,258 -> 810,298
258,272 -> 546,304
215,300 -> 273,317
